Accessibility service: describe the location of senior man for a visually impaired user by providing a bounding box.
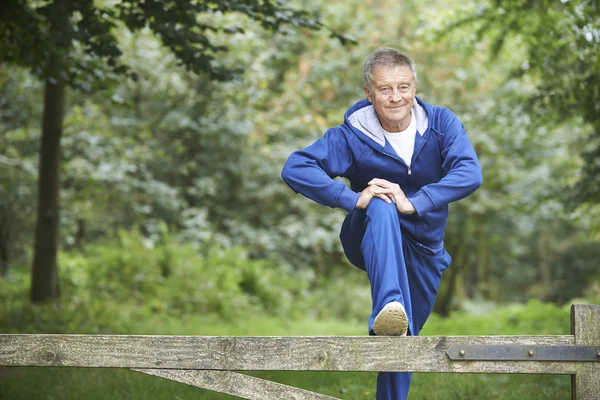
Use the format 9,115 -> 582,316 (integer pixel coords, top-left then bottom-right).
281,47 -> 482,399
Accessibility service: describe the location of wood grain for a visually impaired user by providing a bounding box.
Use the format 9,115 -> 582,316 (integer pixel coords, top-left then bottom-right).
0,334 -> 577,374
133,369 -> 341,400
571,304 -> 600,400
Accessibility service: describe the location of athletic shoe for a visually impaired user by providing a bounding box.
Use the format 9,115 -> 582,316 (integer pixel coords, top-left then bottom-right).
372,301 -> 408,336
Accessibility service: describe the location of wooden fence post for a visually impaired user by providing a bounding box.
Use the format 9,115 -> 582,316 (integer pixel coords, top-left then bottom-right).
571,304 -> 600,400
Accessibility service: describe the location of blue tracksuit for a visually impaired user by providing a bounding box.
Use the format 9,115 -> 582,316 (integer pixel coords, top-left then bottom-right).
281,97 -> 482,399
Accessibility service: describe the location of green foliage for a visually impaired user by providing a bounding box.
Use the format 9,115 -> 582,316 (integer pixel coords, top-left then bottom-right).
62,229 -> 307,320
0,69 -> 41,270
0,230 -> 589,337
0,0 -> 351,87
2,0 -> 599,312
1,230 -> 322,333
301,273 -> 371,324
416,0 -> 600,307
440,0 -> 600,204
0,0 -> 355,302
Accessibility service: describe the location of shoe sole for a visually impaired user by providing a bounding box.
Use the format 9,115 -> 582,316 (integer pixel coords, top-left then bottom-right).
372,302 -> 408,336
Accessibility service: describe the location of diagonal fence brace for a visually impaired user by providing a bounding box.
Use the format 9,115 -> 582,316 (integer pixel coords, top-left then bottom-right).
132,369 -> 341,400
447,345 -> 600,362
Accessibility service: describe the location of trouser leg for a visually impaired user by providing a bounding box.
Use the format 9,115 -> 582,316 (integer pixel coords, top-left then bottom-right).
340,198 -> 414,334
340,198 -> 451,399
376,372 -> 411,400
376,239 -> 450,399
402,238 -> 451,334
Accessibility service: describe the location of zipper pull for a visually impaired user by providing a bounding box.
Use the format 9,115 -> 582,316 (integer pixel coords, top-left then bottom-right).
408,166 -> 412,176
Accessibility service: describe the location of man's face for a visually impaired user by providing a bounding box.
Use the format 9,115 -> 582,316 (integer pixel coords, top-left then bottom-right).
364,65 -> 417,133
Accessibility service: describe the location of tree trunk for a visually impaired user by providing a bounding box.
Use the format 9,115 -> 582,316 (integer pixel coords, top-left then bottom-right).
31,71 -> 65,303
434,216 -> 470,317
0,196 -> 9,277
537,225 -> 553,301
73,218 -> 86,250
476,223 -> 491,299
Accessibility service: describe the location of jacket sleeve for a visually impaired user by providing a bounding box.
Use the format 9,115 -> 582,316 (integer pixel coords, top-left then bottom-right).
281,127 -> 361,213
407,108 -> 482,217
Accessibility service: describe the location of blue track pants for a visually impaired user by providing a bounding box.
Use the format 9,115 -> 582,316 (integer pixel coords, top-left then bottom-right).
340,198 -> 452,400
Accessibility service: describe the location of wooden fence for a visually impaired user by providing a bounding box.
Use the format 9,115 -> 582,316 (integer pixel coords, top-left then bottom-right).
1,304 -> 598,399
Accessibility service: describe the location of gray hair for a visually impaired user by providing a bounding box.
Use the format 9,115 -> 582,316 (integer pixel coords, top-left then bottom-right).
363,47 -> 418,91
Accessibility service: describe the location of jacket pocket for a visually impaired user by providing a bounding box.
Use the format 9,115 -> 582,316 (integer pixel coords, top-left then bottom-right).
406,237 -> 452,271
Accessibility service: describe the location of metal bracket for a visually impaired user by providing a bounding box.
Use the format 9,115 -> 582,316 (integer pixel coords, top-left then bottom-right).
447,345 -> 600,362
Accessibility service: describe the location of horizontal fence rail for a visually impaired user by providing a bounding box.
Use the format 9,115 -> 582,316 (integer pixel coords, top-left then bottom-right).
1,304 -> 598,400
0,334 -> 582,374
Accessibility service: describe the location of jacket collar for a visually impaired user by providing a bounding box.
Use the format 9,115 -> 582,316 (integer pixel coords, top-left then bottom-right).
345,96 -> 431,148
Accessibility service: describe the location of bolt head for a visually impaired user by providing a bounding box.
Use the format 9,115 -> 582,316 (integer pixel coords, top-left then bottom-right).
528,350 -> 535,357
459,350 -> 465,356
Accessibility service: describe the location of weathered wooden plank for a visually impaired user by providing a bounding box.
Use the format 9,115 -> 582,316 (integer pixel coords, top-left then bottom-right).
571,304 -> 600,400
132,369 -> 341,400
0,334 -> 577,374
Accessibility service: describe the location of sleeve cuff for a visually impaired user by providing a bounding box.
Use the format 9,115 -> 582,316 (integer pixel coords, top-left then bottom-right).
336,187 -> 361,213
408,189 -> 436,217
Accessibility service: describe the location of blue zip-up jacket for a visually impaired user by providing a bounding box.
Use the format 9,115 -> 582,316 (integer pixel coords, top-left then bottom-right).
281,97 -> 482,247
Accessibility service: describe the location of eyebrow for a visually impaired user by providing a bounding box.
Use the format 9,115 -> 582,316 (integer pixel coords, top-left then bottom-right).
376,82 -> 412,88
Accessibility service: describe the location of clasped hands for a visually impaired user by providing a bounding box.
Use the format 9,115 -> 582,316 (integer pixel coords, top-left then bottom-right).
355,178 -> 416,214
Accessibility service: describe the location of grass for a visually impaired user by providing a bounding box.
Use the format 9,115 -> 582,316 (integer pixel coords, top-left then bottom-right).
0,368 -> 570,400
0,301 -> 574,399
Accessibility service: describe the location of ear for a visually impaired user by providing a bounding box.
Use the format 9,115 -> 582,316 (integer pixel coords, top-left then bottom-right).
364,86 -> 373,102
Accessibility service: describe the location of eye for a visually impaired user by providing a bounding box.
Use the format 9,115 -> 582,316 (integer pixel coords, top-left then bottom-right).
400,85 -> 410,92
380,87 -> 390,93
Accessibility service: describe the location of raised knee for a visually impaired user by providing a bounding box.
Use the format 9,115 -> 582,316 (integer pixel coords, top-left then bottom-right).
366,198 -> 398,218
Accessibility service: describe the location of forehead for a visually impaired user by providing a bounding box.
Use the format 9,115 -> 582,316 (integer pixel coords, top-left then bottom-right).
370,65 -> 413,85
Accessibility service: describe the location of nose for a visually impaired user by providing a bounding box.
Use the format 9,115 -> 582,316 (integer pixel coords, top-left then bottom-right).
390,89 -> 402,102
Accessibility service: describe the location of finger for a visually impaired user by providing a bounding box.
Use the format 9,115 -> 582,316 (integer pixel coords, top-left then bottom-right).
370,179 -> 398,190
367,184 -> 384,193
372,187 -> 395,201
376,193 -> 393,203
368,185 -> 387,193
368,178 -> 391,187
372,187 -> 395,195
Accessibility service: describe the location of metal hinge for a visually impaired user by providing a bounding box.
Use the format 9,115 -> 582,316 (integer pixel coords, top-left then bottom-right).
446,345 -> 600,362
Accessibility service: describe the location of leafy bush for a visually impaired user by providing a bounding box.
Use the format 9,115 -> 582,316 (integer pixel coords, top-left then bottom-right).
1,229 -> 325,333
299,272 -> 371,325
2,228 -> 593,338
59,229 -> 309,320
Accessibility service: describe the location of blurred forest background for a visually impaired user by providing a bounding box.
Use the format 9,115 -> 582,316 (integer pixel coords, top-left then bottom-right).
1,0 -> 599,398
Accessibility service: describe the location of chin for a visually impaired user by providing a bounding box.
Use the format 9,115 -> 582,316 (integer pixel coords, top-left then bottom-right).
388,112 -> 407,121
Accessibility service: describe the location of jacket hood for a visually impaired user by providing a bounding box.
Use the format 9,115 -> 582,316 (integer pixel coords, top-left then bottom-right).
345,97 -> 430,147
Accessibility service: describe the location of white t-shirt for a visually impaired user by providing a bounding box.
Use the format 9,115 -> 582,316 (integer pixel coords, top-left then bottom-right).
382,111 -> 417,167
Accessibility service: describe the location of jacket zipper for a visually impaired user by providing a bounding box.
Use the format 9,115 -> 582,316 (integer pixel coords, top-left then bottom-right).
377,129 -> 430,177
380,150 -> 412,176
